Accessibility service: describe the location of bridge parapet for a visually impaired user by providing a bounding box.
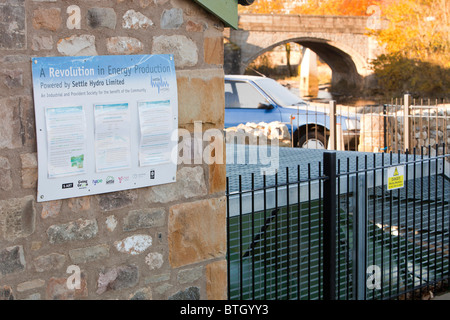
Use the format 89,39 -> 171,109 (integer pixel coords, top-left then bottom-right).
228,13 -> 383,91
238,14 -> 370,34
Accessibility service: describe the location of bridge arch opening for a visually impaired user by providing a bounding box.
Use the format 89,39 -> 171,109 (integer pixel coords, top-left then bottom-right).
242,38 -> 368,95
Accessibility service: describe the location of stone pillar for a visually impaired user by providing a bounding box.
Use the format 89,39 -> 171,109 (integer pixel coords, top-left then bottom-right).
299,48 -> 319,98
358,113 -> 385,152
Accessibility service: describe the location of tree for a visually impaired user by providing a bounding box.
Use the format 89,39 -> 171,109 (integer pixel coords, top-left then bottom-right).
369,0 -> 450,97
239,0 -> 385,15
373,0 -> 450,66
290,0 -> 385,16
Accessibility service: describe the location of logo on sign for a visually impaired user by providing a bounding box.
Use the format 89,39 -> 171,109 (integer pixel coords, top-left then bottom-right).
106,176 -> 114,184
62,183 -> 74,189
77,180 -> 88,189
118,176 -> 129,183
150,170 -> 155,179
92,179 -> 103,186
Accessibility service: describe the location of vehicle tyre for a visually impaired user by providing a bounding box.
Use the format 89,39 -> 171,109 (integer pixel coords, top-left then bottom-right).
296,131 -> 326,149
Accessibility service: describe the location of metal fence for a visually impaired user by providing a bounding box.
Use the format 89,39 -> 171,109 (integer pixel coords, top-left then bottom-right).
226,144 -> 450,300
291,95 -> 449,155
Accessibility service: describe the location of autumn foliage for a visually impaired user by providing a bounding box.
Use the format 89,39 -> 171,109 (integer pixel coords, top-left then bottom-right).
370,0 -> 450,97
239,0 -> 385,16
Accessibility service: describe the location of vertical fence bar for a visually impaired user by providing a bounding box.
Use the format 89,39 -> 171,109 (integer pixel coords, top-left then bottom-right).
318,162 -> 323,299
412,147 -> 417,300
275,170 -> 279,300
381,152 -> 385,299
323,151 -> 337,300
286,167 -> 290,300
297,165 -> 301,300
337,159 -> 342,299
251,173 -> 255,299
226,177 -> 231,299
263,173 -> 267,300
404,94 -> 412,153
441,144 -> 446,283
353,157 -> 367,300
346,158 -> 351,299
239,175 -> 243,299
329,101 -> 337,151
404,149 -> 409,298
307,163 -> 311,299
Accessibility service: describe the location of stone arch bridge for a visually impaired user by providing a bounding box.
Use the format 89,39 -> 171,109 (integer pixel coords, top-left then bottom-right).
225,14 -> 383,91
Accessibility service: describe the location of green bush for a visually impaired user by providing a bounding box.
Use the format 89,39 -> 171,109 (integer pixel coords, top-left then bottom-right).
371,53 -> 450,99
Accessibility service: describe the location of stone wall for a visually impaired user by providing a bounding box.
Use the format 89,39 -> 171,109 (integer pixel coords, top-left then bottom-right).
357,105 -> 450,155
0,0 -> 227,300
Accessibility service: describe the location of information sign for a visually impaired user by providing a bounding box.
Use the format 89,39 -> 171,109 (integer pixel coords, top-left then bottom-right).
31,54 -> 178,202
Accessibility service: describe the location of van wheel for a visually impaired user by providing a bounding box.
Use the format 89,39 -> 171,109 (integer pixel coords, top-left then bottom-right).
296,131 -> 326,149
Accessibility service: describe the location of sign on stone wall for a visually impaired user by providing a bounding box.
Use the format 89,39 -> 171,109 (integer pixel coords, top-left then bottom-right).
31,54 -> 178,202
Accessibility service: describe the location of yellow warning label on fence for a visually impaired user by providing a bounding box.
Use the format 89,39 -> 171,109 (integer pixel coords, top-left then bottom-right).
387,165 -> 405,190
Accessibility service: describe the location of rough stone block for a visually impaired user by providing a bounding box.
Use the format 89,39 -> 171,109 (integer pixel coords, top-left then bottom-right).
97,264 -> 139,295
144,272 -> 170,285
46,275 -> 88,300
144,252 -> 164,270
0,156 -> 12,191
168,286 -> 200,300
123,207 -> 165,231
105,215 -> 117,232
0,196 -> 35,241
129,287 -> 152,300
31,35 -> 53,51
206,259 -> 227,300
41,200 -> 61,219
33,253 -> 66,272
152,35 -> 197,67
161,8 -> 183,29
67,196 -> 90,212
0,97 -> 23,149
1,68 -> 23,89
47,219 -> 98,244
57,34 -> 97,56
208,162 -> 226,194
87,7 -> 116,30
0,245 -> 25,277
176,69 -> 224,128
122,10 -> 153,29
69,244 -> 109,264
22,293 -> 40,300
168,197 -> 226,268
144,166 -> 206,204
204,36 -> 223,65
97,190 -> 137,211
17,279 -> 45,292
114,234 -> 152,255
106,36 -> 143,54
0,0 -> 26,50
32,8 -> 61,31
20,153 -> 37,189
177,266 -> 203,284
186,20 -> 205,32
0,286 -> 14,300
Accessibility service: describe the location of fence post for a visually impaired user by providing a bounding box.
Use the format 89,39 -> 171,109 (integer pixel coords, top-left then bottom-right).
323,151 -> 337,300
352,174 -> 367,300
328,100 -> 337,150
404,94 -> 412,153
